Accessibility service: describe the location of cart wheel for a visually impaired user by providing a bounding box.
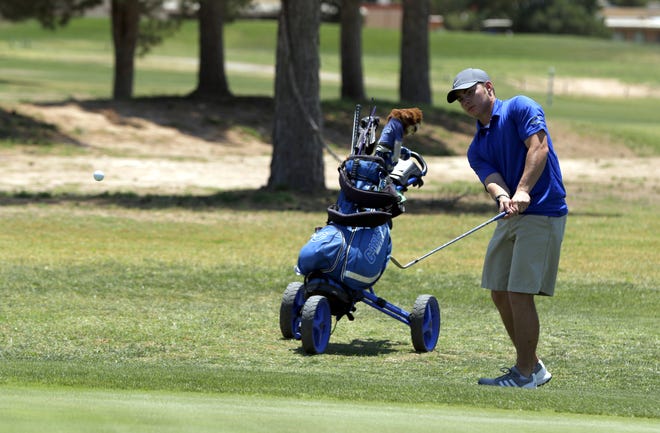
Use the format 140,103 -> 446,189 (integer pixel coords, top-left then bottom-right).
300,295 -> 332,354
410,294 -> 440,352
279,282 -> 305,339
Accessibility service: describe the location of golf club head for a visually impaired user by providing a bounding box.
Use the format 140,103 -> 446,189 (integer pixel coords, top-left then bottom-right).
356,116 -> 379,155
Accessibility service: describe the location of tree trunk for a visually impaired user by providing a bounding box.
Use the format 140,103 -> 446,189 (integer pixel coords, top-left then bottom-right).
399,0 -> 431,104
111,0 -> 139,100
267,0 -> 324,193
191,0 -> 232,99
340,0 -> 365,101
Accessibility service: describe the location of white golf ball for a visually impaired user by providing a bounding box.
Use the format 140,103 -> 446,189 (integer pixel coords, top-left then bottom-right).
93,170 -> 105,181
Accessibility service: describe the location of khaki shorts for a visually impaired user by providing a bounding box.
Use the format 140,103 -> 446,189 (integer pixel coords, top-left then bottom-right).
482,214 -> 567,296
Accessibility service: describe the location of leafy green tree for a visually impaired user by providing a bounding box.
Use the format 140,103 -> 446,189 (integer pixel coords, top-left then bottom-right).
608,0 -> 649,5
0,0 -> 101,28
430,0 -> 610,36
112,0 -> 189,99
512,0 -> 608,36
0,0 -> 185,99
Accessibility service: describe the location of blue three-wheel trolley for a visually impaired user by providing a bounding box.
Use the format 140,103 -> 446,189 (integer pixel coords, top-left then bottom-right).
278,105 -> 442,355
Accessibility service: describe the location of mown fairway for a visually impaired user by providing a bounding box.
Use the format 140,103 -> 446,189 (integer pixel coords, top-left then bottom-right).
2,387 -> 659,433
0,17 -> 659,433
0,203 -> 657,431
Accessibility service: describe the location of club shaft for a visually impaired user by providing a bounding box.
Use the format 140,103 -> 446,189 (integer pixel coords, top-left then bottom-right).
350,104 -> 361,152
391,212 -> 506,269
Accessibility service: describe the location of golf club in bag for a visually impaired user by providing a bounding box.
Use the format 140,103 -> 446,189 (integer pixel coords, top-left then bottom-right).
390,211 -> 507,269
350,103 -> 361,151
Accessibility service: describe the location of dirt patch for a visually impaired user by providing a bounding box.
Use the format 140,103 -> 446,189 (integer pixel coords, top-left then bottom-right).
0,98 -> 657,207
13,98 -> 273,158
509,76 -> 660,99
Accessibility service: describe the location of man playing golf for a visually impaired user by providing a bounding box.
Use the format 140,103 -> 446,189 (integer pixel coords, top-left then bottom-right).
447,68 -> 568,388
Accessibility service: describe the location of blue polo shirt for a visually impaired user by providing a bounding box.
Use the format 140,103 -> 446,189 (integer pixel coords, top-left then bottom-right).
467,96 -> 568,217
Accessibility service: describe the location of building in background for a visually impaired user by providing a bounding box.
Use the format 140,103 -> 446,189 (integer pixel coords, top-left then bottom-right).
601,4 -> 660,43
360,2 -> 443,31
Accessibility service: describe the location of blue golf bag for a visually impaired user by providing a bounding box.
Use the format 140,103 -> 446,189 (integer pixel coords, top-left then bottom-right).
297,155 -> 401,292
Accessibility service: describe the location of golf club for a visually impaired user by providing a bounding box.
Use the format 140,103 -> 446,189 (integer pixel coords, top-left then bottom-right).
350,104 -> 361,153
356,104 -> 378,155
390,211 -> 507,269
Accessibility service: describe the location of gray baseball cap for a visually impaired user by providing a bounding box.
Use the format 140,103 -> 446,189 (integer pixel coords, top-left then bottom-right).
447,68 -> 491,103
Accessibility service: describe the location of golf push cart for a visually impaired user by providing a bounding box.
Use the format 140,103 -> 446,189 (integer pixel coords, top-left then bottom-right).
278,105 -> 441,355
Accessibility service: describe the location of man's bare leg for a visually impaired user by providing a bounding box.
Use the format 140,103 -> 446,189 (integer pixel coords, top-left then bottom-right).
491,291 -> 539,378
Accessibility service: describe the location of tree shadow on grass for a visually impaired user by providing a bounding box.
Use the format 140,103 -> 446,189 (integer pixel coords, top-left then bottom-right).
0,189 -> 623,218
72,95 -> 276,146
12,96 -> 474,157
0,106 -> 85,147
0,188 -> 500,215
3,96 -> 276,152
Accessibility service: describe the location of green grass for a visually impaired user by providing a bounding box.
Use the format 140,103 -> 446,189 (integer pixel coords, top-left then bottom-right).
2,387 -> 658,433
3,18 -> 660,88
0,203 -> 658,426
